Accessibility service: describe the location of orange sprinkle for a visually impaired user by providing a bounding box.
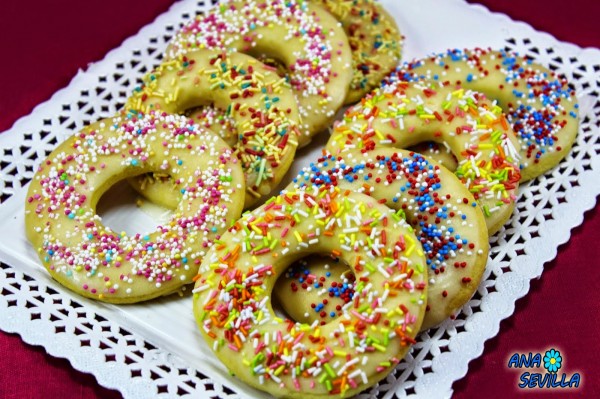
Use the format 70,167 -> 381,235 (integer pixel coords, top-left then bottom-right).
234,334 -> 243,349
497,145 -> 506,159
354,256 -> 361,267
501,115 -> 509,130
341,374 -> 348,392
330,201 -> 339,213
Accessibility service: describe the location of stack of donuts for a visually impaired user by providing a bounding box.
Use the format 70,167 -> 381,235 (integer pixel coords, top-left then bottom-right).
24,0 -> 579,397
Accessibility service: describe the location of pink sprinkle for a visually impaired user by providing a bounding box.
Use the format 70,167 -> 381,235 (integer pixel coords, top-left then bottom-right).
293,333 -> 304,345
227,344 -> 239,352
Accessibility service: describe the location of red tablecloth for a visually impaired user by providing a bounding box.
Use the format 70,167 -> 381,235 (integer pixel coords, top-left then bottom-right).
1,1 -> 598,398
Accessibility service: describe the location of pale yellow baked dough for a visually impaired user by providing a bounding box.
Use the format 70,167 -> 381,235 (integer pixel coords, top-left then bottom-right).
25,112 -> 245,303
125,50 -> 301,208
393,48 -> 579,181
327,82 -> 521,235
193,189 -> 427,397
277,148 -> 489,330
167,0 -> 353,146
314,0 -> 402,104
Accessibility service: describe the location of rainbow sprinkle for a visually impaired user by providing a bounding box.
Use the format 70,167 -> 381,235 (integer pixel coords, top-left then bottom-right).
193,188 -> 426,396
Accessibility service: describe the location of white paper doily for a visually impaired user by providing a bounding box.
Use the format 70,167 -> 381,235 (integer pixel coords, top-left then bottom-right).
1,0 -> 599,398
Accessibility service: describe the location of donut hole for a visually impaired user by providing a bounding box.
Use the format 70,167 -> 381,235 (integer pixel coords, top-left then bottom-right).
96,178 -> 172,236
409,141 -> 459,171
272,254 -> 356,325
252,55 -> 288,79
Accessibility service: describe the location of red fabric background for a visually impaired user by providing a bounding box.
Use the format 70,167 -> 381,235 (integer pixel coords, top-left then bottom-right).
0,1 -> 598,398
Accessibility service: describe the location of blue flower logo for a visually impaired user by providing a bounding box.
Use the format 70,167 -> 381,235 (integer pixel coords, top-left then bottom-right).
543,349 -> 562,373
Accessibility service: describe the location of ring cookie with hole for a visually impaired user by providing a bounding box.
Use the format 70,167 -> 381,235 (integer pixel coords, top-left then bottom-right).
25,111 -> 245,303
126,50 -> 301,208
327,81 -> 521,235
192,188 -> 427,397
313,0 -> 402,104
167,0 -> 353,146
390,48 -> 579,181
275,149 -> 489,330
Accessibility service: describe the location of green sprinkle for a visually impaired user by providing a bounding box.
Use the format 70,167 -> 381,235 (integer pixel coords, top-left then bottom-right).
324,363 -> 336,378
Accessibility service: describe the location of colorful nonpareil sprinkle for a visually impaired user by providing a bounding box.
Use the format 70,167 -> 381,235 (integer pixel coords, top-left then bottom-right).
388,48 -> 579,180
326,80 -> 521,233
126,51 -> 300,203
167,0 -> 353,140
25,111 -> 245,303
282,148 -> 488,328
314,0 -> 403,103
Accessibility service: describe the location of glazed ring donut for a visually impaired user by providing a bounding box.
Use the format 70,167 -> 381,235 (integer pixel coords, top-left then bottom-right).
167,0 -> 353,146
392,48 -> 579,181
326,81 -> 521,235
125,50 -> 301,208
275,149 -> 489,330
25,112 -> 245,303
313,0 -> 402,104
193,189 -> 427,397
